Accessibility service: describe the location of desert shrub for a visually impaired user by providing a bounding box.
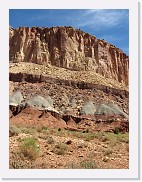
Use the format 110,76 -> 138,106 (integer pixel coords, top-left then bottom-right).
77,142 -> 88,148
67,130 -> 84,138
58,128 -> 61,132
9,151 -> 39,169
37,126 -> 50,134
114,127 -> 120,134
41,126 -> 48,130
87,151 -> 97,158
19,137 -> 40,160
9,125 -> 21,137
101,136 -> 108,142
82,128 -> 89,133
86,128 -> 89,133
104,148 -> 113,156
115,133 -> 129,143
85,134 -> 95,142
54,143 -> 68,155
80,160 -> 98,169
93,132 -> 105,140
46,136 -> 55,144
20,127 -> 37,135
67,159 -> 98,169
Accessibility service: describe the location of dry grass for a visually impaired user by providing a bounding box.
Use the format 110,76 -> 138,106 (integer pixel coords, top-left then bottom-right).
66,159 -> 98,169
10,125 -> 129,169
104,148 -> 113,156
19,137 -> 40,160
53,143 -> 68,155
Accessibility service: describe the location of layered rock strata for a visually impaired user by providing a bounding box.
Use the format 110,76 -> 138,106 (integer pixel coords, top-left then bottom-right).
9,72 -> 128,97
9,26 -> 129,85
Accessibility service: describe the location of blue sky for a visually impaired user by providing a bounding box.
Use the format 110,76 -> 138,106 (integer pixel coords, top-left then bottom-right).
9,9 -> 129,55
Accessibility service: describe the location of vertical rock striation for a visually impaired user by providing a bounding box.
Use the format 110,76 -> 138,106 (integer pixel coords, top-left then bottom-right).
9,26 -> 129,85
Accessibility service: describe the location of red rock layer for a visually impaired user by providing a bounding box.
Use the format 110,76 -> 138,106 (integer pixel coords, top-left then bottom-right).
9,26 -> 129,85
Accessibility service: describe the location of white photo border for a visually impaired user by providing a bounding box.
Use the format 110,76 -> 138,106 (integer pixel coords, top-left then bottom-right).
0,0 -> 139,179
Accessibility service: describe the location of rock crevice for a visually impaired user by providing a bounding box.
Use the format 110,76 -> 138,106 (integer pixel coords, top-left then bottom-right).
9,26 -> 129,85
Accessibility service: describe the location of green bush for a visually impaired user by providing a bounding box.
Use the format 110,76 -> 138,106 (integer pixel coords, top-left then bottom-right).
104,148 -> 113,156
41,126 -> 48,130
58,128 -> 61,132
67,159 -> 98,169
85,134 -> 95,142
19,137 -> 40,160
54,143 -> 67,155
37,126 -> 49,134
114,127 -> 120,134
46,136 -> 55,144
80,160 -> 98,169
83,128 -> 89,133
9,125 -> 21,137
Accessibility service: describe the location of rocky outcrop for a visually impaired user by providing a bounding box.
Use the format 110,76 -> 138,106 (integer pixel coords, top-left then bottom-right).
9,72 -> 129,97
9,26 -> 129,85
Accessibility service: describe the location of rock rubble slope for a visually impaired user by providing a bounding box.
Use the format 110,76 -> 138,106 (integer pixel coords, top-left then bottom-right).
9,26 -> 129,169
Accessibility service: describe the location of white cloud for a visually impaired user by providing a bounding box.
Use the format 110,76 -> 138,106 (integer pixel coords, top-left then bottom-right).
77,9 -> 128,28
28,9 -> 128,31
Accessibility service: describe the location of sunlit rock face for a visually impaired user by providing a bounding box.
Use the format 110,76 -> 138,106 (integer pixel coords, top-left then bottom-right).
9,26 -> 129,85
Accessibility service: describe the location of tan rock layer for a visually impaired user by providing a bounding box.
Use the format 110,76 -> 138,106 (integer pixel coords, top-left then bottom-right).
9,72 -> 129,98
9,26 -> 129,85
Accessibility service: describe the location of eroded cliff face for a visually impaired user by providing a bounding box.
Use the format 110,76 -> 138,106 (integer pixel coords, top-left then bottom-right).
9,26 -> 129,85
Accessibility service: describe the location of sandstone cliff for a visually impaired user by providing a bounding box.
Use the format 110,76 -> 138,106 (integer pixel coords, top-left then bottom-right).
9,26 -> 129,85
